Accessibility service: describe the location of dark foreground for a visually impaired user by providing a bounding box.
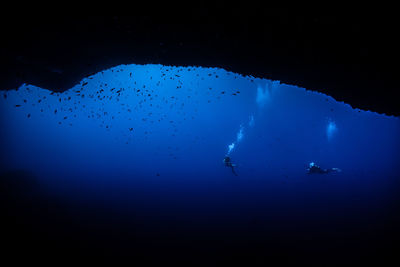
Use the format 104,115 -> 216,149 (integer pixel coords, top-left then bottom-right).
2,170 -> 399,265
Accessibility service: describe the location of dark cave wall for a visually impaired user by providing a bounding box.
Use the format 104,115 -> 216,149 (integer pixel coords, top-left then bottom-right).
1,10 -> 398,116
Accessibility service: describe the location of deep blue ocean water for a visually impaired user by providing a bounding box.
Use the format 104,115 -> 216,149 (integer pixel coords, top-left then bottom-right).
1,64 -> 399,264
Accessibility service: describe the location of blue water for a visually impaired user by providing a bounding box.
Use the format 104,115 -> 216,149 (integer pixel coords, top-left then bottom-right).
1,64 -> 399,264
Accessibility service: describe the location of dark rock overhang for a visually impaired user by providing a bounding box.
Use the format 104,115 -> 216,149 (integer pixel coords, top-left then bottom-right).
1,9 -> 399,116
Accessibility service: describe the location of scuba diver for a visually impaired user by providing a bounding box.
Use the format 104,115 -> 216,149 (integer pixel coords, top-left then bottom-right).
223,156 -> 238,176
307,162 -> 341,174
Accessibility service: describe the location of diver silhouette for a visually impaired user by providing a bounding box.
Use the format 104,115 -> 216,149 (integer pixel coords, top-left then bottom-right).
223,156 -> 238,176
307,162 -> 341,174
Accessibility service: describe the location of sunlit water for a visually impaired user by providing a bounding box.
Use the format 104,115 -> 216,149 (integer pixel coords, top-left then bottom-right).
1,64 -> 399,263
